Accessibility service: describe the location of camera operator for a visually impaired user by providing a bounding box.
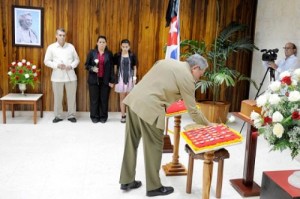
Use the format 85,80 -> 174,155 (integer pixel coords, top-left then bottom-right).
265,42 -> 300,80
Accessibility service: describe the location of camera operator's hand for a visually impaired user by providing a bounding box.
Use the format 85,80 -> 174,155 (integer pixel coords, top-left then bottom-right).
267,61 -> 278,70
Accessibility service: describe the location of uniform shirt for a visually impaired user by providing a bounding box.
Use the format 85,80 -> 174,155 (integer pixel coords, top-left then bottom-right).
123,59 -> 210,130
44,42 -> 80,82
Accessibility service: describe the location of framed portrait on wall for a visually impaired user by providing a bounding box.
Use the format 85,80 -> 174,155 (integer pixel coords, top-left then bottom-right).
12,5 -> 44,47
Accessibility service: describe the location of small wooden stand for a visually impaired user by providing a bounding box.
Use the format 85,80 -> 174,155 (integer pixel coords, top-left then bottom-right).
163,117 -> 173,153
162,115 -> 187,176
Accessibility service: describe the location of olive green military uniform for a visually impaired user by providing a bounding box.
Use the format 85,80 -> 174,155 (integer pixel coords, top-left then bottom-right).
119,59 -> 210,191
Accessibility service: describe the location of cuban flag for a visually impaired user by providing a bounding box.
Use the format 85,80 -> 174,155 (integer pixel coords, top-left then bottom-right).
165,0 -> 180,60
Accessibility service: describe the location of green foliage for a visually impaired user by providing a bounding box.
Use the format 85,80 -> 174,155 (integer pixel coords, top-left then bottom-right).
181,22 -> 258,102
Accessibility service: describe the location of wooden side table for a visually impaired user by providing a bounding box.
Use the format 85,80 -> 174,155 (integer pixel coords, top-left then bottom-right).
1,93 -> 43,124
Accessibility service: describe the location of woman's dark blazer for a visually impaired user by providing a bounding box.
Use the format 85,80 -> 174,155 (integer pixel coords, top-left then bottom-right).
113,52 -> 137,84
85,49 -> 115,85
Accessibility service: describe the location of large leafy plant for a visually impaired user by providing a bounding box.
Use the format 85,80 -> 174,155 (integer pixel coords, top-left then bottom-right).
181,22 -> 258,102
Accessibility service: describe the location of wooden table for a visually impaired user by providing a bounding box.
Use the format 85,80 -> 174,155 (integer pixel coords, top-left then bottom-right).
1,93 -> 43,124
230,112 -> 260,197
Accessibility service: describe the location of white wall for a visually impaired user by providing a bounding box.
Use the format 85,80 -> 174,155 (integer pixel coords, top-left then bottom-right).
249,0 -> 300,99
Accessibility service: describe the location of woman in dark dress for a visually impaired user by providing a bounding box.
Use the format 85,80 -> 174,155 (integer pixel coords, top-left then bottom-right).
114,39 -> 137,123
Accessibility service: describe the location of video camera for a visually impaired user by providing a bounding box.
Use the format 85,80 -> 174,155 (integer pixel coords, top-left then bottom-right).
261,48 -> 279,62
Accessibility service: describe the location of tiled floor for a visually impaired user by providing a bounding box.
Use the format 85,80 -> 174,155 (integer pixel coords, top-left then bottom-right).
0,111 -> 299,199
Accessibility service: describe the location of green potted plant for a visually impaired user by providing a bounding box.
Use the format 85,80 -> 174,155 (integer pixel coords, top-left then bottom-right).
181,22 -> 258,122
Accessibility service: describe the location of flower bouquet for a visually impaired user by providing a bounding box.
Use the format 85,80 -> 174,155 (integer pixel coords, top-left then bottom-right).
7,59 -> 40,89
250,69 -> 300,159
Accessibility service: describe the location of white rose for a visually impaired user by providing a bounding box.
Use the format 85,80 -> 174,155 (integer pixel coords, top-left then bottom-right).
25,74 -> 30,78
279,71 -> 291,80
288,91 -> 300,102
26,61 -> 31,65
294,68 -> 300,80
17,62 -> 23,67
34,73 -> 38,77
268,81 -> 281,92
269,94 -> 281,105
272,111 -> 284,122
21,59 -> 26,63
253,119 -> 263,128
32,65 -> 36,69
227,115 -> 236,123
291,79 -> 298,86
11,61 -> 16,65
256,95 -> 267,107
94,59 -> 99,64
7,71 -> 12,76
250,111 -> 261,120
273,123 -> 284,138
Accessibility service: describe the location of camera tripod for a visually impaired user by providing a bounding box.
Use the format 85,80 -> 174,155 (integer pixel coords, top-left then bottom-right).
255,66 -> 275,99
239,66 -> 275,133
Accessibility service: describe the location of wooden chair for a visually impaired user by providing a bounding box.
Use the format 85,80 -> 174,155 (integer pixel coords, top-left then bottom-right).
185,144 -> 230,198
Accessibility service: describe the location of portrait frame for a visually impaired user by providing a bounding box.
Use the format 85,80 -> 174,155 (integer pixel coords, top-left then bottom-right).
12,5 -> 44,47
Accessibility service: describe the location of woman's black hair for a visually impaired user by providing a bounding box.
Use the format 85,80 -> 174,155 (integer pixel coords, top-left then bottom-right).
121,39 -> 130,45
120,39 -> 131,53
95,35 -> 109,51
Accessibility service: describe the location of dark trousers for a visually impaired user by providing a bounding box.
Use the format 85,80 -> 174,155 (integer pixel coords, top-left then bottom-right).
119,107 -> 164,191
88,78 -> 111,121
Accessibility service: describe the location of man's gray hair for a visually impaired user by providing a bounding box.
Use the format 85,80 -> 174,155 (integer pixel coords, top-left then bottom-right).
18,13 -> 32,26
186,54 -> 208,69
56,28 -> 66,34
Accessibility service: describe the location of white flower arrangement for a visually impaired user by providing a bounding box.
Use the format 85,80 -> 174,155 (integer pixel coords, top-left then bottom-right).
250,68 -> 300,158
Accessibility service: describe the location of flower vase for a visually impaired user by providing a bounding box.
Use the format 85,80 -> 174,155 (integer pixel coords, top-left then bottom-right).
18,83 -> 27,95
288,171 -> 300,189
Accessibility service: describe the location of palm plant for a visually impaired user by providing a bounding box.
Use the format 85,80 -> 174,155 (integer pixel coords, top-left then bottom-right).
181,22 -> 258,102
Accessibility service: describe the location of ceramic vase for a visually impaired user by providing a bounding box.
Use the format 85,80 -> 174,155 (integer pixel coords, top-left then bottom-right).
18,83 -> 27,95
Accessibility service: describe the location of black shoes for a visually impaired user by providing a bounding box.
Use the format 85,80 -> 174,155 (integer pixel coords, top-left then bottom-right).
53,117 -> 76,123
91,118 -> 99,123
120,180 -> 142,191
53,117 -> 63,123
146,186 -> 174,197
68,117 -> 77,123
121,115 -> 126,123
99,119 -> 107,123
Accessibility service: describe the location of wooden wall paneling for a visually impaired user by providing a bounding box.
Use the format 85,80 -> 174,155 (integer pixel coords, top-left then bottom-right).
147,1 -> 157,64
0,0 -> 8,99
42,0 -> 54,112
0,0 -> 258,113
108,0 -> 122,112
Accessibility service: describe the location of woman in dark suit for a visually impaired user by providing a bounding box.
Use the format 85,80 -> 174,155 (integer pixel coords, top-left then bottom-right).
85,35 -> 114,123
